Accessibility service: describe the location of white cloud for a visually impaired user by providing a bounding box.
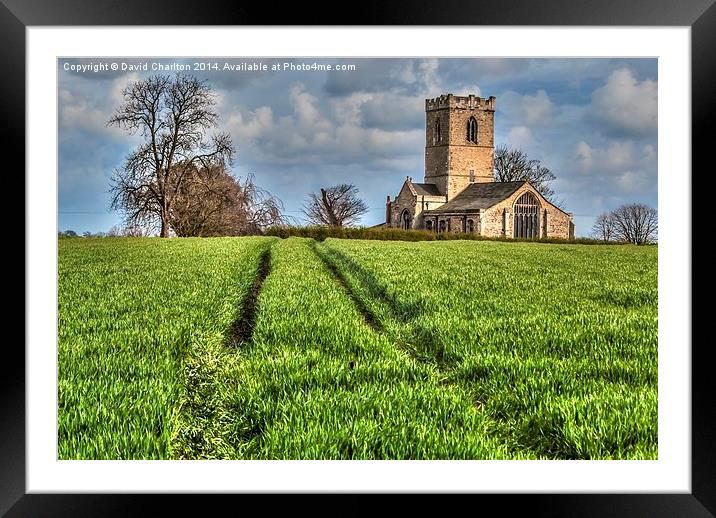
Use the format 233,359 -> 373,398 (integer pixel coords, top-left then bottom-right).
390,58 -> 442,94
59,89 -> 106,132
416,59 -> 442,94
605,141 -> 635,169
573,140 -> 639,173
223,83 -> 423,169
643,144 -> 657,162
507,126 -> 533,147
289,83 -> 331,132
453,84 -> 482,97
523,90 -> 554,124
616,170 -> 650,194
60,73 -> 140,137
500,89 -> 554,126
109,72 -> 138,106
347,92 -> 423,130
569,138 -> 656,199
227,106 -> 274,141
329,92 -> 373,124
591,68 -> 657,136
575,141 -> 593,172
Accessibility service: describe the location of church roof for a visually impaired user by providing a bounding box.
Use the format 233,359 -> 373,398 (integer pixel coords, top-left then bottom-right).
411,183 -> 443,197
425,181 -> 526,213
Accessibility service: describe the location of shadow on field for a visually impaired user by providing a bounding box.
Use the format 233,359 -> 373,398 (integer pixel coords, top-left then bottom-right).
313,244 -> 424,324
313,244 -> 384,333
226,248 -> 272,347
313,243 -> 461,368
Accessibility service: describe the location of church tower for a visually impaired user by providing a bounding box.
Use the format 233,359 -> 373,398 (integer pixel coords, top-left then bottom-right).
424,94 -> 496,200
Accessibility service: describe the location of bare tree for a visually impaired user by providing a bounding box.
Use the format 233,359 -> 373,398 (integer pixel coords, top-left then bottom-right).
107,224 -> 149,237
170,166 -> 288,236
108,74 -> 234,237
107,225 -> 122,237
493,145 -> 557,202
591,212 -> 617,242
610,203 -> 658,244
122,225 -> 149,237
302,184 -> 368,227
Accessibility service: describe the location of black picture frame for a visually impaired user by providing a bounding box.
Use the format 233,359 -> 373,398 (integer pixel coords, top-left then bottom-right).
6,0 -> 711,515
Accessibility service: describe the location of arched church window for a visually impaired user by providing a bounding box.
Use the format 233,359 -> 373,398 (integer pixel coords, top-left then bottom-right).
426,220 -> 433,232
469,170 -> 475,183
467,219 -> 474,233
401,210 -> 411,230
513,192 -> 540,239
439,220 -> 446,233
434,120 -> 441,143
466,117 -> 478,143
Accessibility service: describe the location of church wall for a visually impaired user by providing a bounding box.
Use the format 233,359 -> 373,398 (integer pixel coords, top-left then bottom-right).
423,145 -> 449,196
415,196 -> 448,229
443,95 -> 495,149
545,206 -> 572,239
426,108 -> 448,147
449,216 -> 465,233
390,186 -> 415,228
445,145 -> 494,200
480,205 -> 508,238
445,96 -> 495,199
480,184 -> 573,239
390,182 -> 447,229
422,213 -> 481,234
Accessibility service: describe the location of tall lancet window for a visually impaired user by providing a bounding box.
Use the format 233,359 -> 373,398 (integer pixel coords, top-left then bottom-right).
513,192 -> 540,239
434,119 -> 441,144
466,117 -> 478,143
401,210 -> 411,230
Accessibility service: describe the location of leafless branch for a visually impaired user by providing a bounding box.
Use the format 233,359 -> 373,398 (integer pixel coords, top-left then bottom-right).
302,184 -> 368,227
493,145 -> 558,203
107,74 -> 235,237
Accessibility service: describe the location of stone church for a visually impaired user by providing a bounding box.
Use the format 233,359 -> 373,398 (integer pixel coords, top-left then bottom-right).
385,94 -> 574,239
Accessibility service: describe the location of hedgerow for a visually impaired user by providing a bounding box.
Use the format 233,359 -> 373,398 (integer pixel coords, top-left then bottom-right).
264,225 -> 625,245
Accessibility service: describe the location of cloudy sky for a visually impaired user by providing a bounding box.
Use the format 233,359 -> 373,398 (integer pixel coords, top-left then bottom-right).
58,57 -> 657,236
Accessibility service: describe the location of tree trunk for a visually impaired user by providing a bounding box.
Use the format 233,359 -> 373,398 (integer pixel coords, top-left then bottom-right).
160,211 -> 169,237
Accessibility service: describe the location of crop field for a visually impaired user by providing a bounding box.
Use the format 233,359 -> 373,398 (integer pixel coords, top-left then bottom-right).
317,239 -> 658,459
58,236 -> 274,459
58,236 -> 657,459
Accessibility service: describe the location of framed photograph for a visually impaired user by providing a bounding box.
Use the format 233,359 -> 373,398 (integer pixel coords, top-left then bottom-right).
8,0 -> 712,515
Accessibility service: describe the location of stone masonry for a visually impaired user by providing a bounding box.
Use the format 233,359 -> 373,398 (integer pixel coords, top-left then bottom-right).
425,94 -> 495,200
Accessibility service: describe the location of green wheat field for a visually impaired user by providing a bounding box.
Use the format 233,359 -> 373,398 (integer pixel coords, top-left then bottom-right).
58,237 -> 657,460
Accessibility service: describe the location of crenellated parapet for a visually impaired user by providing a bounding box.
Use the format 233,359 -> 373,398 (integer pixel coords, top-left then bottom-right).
425,93 -> 496,112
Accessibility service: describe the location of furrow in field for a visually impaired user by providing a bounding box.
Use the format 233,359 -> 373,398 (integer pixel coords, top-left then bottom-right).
226,248 -> 272,346
172,240 -> 276,459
